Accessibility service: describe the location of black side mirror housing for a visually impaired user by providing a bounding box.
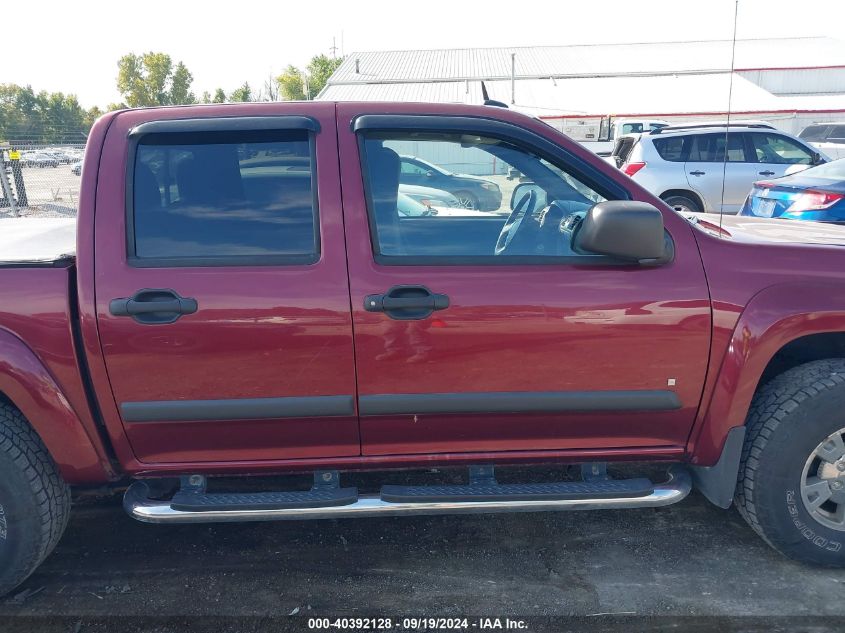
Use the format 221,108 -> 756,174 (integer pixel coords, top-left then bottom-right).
811,152 -> 824,166
574,201 -> 666,263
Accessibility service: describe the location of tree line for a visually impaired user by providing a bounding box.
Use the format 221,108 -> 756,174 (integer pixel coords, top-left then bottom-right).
0,51 -> 343,144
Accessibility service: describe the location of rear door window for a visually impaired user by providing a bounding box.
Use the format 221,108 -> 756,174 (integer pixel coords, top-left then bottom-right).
131,129 -> 318,265
687,133 -> 748,162
621,123 -> 644,134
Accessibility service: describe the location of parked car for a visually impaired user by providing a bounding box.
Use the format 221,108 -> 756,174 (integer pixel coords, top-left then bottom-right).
397,192 -> 495,217
41,150 -> 72,164
20,152 -> 59,168
398,155 -> 502,210
398,184 -> 461,208
740,158 -> 845,223
799,122 -> 845,161
611,123 -> 828,214
71,160 -> 83,176
397,192 -> 436,216
4,102 -> 845,597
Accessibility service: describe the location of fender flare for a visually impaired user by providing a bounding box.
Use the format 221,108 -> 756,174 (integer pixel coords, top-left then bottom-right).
689,281 -> 845,504
0,329 -> 112,483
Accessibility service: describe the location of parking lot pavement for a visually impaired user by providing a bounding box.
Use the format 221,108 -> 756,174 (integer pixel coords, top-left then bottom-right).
2,484 -> 844,622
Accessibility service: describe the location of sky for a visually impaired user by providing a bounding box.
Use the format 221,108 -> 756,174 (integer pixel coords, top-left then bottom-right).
4,0 -> 845,108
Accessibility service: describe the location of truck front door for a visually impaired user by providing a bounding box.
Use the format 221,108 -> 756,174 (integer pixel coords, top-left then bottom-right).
93,104 -> 359,465
337,105 -> 712,457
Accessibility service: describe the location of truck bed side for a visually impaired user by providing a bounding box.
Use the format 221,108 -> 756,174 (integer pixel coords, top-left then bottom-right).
0,264 -> 114,483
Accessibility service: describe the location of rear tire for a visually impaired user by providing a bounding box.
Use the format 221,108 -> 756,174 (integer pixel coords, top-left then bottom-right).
735,359 -> 845,566
662,194 -> 702,214
0,403 -> 71,597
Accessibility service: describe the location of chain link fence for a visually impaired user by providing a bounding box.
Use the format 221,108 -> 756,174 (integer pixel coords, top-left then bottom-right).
1,144 -> 85,219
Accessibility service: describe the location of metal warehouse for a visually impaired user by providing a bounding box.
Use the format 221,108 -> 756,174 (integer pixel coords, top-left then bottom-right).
317,37 -> 845,136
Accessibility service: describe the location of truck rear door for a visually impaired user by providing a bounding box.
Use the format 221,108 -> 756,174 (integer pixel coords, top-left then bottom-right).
93,104 -> 359,464
337,104 -> 712,457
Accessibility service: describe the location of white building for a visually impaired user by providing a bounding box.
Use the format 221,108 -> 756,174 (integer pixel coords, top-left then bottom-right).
317,37 -> 845,136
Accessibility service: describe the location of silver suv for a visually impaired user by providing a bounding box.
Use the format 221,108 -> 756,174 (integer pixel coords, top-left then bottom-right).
611,123 -> 827,214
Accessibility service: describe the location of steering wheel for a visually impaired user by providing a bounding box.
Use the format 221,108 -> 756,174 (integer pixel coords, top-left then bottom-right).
494,190 -> 536,255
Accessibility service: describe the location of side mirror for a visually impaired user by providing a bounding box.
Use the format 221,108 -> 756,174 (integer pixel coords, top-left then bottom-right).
811,152 -> 824,166
574,201 -> 666,262
510,182 -> 546,211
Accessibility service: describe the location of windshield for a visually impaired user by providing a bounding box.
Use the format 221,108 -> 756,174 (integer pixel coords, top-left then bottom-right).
799,125 -> 830,142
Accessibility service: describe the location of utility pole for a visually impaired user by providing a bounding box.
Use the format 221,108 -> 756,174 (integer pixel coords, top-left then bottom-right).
510,52 -> 516,105
330,37 -> 338,59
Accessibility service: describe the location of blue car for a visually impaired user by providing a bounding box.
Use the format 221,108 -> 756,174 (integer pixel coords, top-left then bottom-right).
740,159 -> 845,223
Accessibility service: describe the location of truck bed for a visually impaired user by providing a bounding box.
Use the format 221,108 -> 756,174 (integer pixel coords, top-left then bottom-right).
0,218 -> 76,265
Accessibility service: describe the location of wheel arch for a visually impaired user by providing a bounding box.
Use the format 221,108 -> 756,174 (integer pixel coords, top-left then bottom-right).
0,329 -> 112,484
660,188 -> 706,212
691,281 -> 845,469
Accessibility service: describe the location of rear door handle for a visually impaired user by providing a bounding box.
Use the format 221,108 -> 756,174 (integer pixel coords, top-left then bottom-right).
365,285 -> 449,320
110,289 -> 198,325
689,170 -> 706,176
758,170 -> 776,176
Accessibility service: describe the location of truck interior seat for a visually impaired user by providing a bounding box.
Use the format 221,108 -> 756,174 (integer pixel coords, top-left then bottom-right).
133,163 -> 163,213
367,144 -> 403,255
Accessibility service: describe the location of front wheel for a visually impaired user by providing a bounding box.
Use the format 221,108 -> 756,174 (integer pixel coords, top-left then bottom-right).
454,191 -> 479,210
0,404 -> 71,596
736,359 -> 845,566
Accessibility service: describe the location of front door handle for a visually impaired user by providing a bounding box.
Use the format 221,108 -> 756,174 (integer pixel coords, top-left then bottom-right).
364,285 -> 449,320
110,289 -> 198,325
689,170 -> 706,176
758,170 -> 776,176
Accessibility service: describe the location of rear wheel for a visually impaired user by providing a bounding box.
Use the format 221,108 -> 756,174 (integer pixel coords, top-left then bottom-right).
736,360 -> 845,566
0,403 -> 71,596
662,194 -> 702,214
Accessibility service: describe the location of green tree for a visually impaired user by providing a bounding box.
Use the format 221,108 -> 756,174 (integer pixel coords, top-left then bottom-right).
277,65 -> 306,101
169,62 -> 196,105
0,83 -> 92,143
84,106 -> 104,128
305,54 -> 343,97
212,88 -> 226,103
200,91 -> 212,104
116,52 -> 197,107
229,82 -> 252,102
276,54 -> 343,101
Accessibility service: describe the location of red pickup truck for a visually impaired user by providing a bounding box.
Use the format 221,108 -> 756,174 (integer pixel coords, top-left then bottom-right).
2,101 -> 845,595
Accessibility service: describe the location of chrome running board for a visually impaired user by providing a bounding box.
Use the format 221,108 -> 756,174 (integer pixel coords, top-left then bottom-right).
124,466 -> 691,524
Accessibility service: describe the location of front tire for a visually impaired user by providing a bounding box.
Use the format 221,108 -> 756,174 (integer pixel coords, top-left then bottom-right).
736,359 -> 845,566
454,191 -> 479,210
0,403 -> 71,596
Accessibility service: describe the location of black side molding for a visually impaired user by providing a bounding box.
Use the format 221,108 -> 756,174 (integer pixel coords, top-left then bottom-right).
121,395 -> 354,423
358,390 -> 681,416
128,115 -> 320,138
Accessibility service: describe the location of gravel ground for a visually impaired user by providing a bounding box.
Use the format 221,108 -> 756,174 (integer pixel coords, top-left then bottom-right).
1,476 -> 844,631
